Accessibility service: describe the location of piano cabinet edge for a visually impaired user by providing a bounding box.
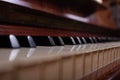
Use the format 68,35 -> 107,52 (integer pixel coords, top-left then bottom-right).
0,24 -> 105,37
0,24 -> 118,37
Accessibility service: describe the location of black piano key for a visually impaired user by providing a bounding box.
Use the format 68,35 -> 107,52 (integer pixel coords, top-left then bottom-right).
16,36 -> 29,47
27,36 -> 36,47
58,37 -> 64,45
16,36 -> 36,48
73,37 -> 81,44
70,37 -> 76,45
62,37 -> 76,45
107,37 -> 112,42
52,36 -> 64,46
89,37 -> 99,43
93,37 -> 98,43
33,36 -> 56,46
0,35 -> 20,48
85,37 -> 92,43
79,37 -> 87,44
98,37 -> 107,43
48,36 -> 56,46
97,37 -> 103,43
96,37 -> 102,43
89,37 -> 94,43
108,37 -> 120,42
76,37 -> 82,44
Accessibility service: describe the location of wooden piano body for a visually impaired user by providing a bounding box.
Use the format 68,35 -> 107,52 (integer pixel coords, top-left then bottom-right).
0,1 -> 120,80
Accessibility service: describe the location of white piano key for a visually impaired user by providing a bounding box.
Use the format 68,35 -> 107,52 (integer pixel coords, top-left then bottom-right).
47,47 -> 56,54
26,48 -> 36,58
70,45 -> 76,52
56,46 -> 65,54
9,49 -> 20,61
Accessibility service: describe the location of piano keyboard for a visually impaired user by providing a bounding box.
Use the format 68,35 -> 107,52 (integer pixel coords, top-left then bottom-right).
0,1 -> 120,80
0,42 -> 120,80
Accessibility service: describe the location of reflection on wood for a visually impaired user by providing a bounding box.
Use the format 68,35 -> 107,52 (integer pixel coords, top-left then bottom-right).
1,0 -> 106,17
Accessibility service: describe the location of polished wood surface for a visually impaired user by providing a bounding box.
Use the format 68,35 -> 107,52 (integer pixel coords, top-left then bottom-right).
1,0 -> 106,17
0,1 -> 119,37
0,24 -> 114,37
0,2 -> 119,36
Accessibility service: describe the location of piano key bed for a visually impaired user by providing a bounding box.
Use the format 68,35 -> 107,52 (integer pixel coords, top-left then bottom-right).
0,42 -> 120,80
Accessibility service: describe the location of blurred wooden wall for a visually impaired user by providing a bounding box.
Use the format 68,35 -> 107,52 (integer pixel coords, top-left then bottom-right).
2,0 -> 118,29
22,0 -> 119,29
90,0 -> 118,29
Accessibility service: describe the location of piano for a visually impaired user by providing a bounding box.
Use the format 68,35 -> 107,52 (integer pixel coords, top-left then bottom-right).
0,0 -> 120,80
